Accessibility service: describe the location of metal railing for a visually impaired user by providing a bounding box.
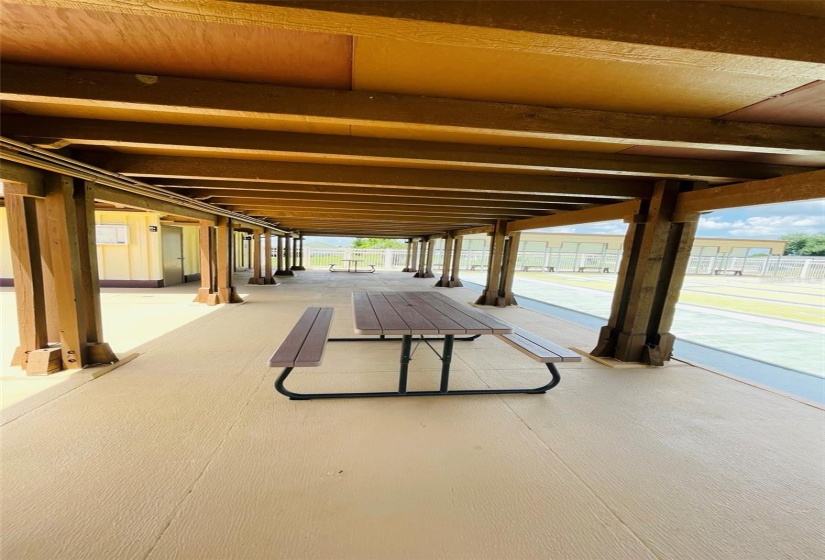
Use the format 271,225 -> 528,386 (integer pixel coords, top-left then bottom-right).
296,248 -> 825,279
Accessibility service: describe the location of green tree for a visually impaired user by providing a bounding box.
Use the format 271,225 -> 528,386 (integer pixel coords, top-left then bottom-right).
781,233 -> 825,256
351,238 -> 404,249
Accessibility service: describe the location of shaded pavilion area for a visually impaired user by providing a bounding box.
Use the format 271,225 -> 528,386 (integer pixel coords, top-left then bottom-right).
0,1 -> 824,558
3,271 -> 824,559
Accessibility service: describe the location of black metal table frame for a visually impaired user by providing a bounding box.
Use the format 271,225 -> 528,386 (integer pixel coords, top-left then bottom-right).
274,334 -> 561,400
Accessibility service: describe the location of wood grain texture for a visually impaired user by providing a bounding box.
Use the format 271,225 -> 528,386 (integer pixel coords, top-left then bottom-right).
268,307 -> 319,367
3,115 -> 811,182
294,307 -> 334,367
497,328 -> 582,363
0,3 -> 353,88
4,63 -> 823,155
8,0 -> 825,79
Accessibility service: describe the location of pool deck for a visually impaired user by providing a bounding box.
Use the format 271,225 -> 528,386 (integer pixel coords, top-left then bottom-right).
2,271 -> 824,559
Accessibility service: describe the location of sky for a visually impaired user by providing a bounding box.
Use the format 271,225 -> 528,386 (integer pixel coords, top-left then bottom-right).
305,199 -> 825,246
544,199 -> 825,239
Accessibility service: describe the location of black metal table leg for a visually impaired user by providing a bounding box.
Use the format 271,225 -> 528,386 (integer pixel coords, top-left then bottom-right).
398,335 -> 412,394
439,335 -> 455,392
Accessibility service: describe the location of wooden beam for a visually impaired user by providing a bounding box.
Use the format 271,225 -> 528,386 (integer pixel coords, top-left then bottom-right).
673,169 -> 825,215
246,211 -> 492,225
10,1 -> 824,79
507,200 -> 643,232
157,181 -> 612,205
453,225 -> 496,236
220,201 -> 546,217
3,115 -> 811,182
207,195 -> 587,213
5,194 -> 49,370
91,184 -> 215,222
5,64 -> 823,155
0,160 -> 44,196
79,153 -> 649,199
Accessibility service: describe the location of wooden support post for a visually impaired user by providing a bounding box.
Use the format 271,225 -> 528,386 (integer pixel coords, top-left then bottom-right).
248,230 -> 263,284
215,217 -> 243,303
74,180 -> 115,365
402,239 -> 414,272
35,198 -> 60,342
43,174 -> 117,369
292,234 -> 306,270
263,231 -> 278,284
409,239 -> 420,273
282,234 -> 295,276
497,232 -> 521,307
591,180 -> 699,364
449,235 -> 464,287
274,235 -> 291,276
435,233 -> 454,287
289,236 -> 299,270
475,220 -> 507,306
6,194 -> 49,371
414,237 -> 435,278
193,220 -> 215,303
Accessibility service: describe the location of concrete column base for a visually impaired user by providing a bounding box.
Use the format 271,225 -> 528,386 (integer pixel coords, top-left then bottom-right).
217,287 -> 244,304
193,287 -> 212,303
290,266 -> 306,271
273,269 -> 295,277
87,342 -> 118,366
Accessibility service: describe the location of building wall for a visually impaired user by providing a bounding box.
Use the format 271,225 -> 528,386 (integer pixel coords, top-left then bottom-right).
0,208 -> 203,287
462,232 -> 786,255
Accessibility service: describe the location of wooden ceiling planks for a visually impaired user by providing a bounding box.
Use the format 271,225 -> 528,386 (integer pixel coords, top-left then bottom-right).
0,3 -> 353,88
353,36 -> 810,119
721,81 -> 825,127
1,0 -> 823,238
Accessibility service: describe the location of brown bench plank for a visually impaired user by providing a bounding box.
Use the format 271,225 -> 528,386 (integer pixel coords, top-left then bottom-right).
352,292 -> 382,334
295,307 -> 334,367
269,307 -> 322,367
366,292 -> 410,334
382,292 -> 439,334
419,292 -> 512,333
397,292 -> 468,334
496,327 -> 581,363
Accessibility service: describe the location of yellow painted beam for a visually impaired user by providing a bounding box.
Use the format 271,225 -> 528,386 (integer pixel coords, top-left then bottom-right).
2,116 -> 810,182
3,64 -> 823,156
78,153 -> 650,199
9,1 -> 825,79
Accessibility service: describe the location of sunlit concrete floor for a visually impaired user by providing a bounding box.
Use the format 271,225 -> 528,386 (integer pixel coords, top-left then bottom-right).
2,271 -> 824,560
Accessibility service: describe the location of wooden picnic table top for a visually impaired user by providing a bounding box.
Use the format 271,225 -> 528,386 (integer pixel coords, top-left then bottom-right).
352,291 -> 513,335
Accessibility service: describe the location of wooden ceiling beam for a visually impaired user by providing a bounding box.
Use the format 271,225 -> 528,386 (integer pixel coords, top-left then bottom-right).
2,115 -> 811,182
223,203 -> 542,219
239,210 -> 495,225
674,169 -> 825,215
77,153 -> 649,198
205,195 -> 584,212
507,199 -> 642,232
4,64 -> 823,156
10,1 -> 824,79
155,181 -> 611,205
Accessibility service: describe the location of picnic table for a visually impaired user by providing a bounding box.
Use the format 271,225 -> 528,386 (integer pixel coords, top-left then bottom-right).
329,259 -> 375,273
270,291 -> 580,399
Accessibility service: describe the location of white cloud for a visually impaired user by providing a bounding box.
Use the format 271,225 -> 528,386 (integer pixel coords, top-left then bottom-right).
698,213 -> 825,238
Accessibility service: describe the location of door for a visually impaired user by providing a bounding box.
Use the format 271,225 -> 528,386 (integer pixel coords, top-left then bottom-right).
161,226 -> 184,286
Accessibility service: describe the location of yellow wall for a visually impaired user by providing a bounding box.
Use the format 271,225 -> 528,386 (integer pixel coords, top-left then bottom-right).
96,211 -> 163,281
0,208 -> 205,283
0,209 -> 10,280
181,224 -> 200,276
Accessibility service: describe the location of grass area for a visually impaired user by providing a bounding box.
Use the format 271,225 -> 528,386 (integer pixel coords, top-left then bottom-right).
514,272 -> 825,326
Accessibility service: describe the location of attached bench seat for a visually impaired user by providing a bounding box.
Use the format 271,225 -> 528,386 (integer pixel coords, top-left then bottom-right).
495,326 -> 581,392
496,327 -> 582,364
269,307 -> 334,368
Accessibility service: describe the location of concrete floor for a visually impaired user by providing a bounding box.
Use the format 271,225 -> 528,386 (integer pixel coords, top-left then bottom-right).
2,271 -> 824,559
